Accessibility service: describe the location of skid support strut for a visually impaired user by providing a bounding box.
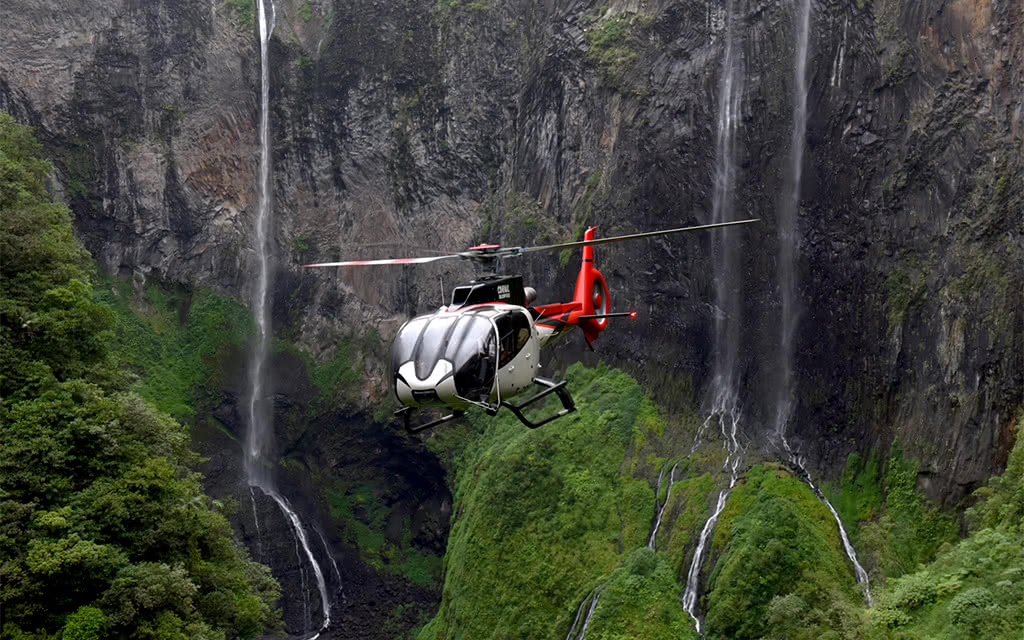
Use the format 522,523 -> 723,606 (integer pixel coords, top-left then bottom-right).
396,406 -> 465,434
501,377 -> 576,429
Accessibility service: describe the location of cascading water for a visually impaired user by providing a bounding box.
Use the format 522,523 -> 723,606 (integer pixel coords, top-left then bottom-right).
647,460 -> 680,550
784,444 -> 873,604
264,487 -> 333,636
249,486 -> 263,559
709,0 -> 745,399
774,0 -> 872,606
681,394 -> 741,634
773,0 -> 810,438
679,0 -> 745,631
245,0 -> 276,485
316,529 -> 345,599
565,586 -> 602,640
245,1 -> 334,636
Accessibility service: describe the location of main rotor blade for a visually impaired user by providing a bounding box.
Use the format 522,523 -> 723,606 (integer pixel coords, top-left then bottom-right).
519,219 -> 760,255
303,253 -> 462,268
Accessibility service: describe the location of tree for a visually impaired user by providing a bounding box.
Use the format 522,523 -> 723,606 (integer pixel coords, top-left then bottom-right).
0,111 -> 280,639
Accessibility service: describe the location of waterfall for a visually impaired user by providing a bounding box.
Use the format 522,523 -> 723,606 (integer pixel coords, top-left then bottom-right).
709,0 -> 745,398
774,0 -> 810,438
263,487 -> 333,637
682,393 -> 741,634
648,460 -> 680,550
565,587 -> 602,640
783,443 -> 873,604
774,0 -> 872,606
316,528 -> 345,602
244,1 -> 334,635
245,0 -> 276,483
680,1 -> 745,632
249,486 -> 263,560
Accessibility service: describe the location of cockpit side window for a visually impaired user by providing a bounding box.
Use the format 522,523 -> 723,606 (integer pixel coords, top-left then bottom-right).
451,315 -> 497,401
495,310 -> 531,367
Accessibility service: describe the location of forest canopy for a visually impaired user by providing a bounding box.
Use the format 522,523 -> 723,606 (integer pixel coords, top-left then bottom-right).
0,111 -> 281,640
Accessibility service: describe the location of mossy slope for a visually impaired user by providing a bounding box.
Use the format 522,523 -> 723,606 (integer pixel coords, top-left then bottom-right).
418,363 -> 697,640
870,415 -> 1024,639
704,464 -> 867,640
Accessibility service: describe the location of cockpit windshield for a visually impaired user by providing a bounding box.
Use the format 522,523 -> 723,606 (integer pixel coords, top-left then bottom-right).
391,313 -> 498,402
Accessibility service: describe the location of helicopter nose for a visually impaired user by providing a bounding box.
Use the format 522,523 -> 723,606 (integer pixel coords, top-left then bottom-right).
395,360 -> 455,406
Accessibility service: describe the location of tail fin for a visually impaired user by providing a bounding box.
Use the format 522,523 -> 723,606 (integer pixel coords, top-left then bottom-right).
572,227 -> 610,344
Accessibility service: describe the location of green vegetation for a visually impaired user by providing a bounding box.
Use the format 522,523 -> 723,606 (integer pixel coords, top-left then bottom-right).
413,359 -> 992,640
584,10 -> 653,86
704,464 -> 867,640
884,259 -> 926,336
658,468 -> 717,571
57,140 -> 97,201
881,40 -> 913,87
943,240 -> 1014,340
326,484 -> 442,588
498,192 -> 548,246
585,13 -> 637,81
478,191 -> 568,249
857,446 -> 958,578
417,363 -> 685,639
870,418 -> 1024,639
967,411 -> 1023,531
820,452 -> 884,540
94,279 -> 253,420
579,548 -> 696,640
304,337 -> 363,405
416,386 -> 1018,640
224,0 -> 255,29
275,329 -> 379,414
436,0 -> 491,14
874,0 -> 901,41
0,112 -> 280,639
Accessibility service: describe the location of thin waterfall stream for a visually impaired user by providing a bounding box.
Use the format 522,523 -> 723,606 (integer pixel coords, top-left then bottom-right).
245,0 -> 334,636
681,393 -> 742,635
564,586 -> 602,640
679,0 -> 745,632
264,487 -> 333,636
248,486 -> 263,559
774,0 -> 871,606
783,441 -> 873,604
774,0 -> 811,436
647,460 -> 680,550
316,529 -> 345,597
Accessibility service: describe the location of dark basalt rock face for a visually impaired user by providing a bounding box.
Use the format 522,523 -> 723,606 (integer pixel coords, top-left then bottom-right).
2,0 -> 1021,635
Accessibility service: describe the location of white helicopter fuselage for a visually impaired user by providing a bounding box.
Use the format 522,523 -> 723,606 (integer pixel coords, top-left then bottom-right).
392,303 -> 548,412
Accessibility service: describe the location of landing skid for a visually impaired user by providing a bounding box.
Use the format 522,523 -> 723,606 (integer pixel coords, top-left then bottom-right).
501,377 -> 576,429
395,406 -> 465,434
396,377 -> 576,433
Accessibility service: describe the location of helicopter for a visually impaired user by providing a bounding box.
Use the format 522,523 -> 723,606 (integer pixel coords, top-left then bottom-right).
304,219 -> 757,433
